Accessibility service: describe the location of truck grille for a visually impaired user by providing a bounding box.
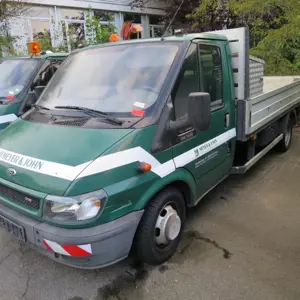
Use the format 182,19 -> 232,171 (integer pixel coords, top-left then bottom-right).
0,183 -> 40,210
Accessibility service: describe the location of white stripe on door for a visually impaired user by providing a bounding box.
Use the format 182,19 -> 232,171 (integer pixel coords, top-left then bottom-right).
174,128 -> 236,168
0,128 -> 236,180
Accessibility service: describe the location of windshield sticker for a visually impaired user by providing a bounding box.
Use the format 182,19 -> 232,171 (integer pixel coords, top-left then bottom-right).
133,102 -> 146,109
131,109 -> 145,117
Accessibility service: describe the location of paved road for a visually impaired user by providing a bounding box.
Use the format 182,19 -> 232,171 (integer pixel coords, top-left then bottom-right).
1,131 -> 300,300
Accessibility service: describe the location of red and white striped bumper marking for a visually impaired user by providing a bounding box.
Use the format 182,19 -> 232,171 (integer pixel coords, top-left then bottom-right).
43,239 -> 92,257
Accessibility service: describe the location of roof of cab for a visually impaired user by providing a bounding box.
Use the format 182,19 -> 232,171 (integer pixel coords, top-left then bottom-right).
72,31 -> 228,54
0,52 -> 68,60
125,32 -> 229,43
163,32 -> 228,42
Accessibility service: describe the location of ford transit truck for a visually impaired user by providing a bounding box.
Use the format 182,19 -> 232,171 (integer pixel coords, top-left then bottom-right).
0,28 -> 299,269
0,50 -> 67,130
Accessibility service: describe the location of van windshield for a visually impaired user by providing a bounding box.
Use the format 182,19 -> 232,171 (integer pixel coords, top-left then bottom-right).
38,44 -> 179,116
0,59 -> 38,99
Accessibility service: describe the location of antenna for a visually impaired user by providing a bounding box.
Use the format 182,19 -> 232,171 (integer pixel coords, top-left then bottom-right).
161,0 -> 186,40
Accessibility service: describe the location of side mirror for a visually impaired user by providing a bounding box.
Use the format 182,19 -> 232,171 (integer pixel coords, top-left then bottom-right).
34,86 -> 46,99
26,91 -> 37,107
19,91 -> 37,115
188,92 -> 211,131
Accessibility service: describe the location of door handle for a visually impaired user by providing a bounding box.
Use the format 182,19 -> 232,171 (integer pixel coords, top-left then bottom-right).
225,113 -> 230,127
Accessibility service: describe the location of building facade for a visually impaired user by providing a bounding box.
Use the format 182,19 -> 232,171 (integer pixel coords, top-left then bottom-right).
8,0 -> 167,53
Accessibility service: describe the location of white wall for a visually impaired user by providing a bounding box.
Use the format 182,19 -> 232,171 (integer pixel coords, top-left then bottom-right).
10,0 -> 167,15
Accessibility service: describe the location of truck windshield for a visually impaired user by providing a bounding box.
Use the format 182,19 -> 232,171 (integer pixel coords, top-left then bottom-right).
38,44 -> 179,116
0,59 -> 38,99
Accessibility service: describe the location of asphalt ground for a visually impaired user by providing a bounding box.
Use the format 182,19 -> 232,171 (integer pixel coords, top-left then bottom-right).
1,130 -> 300,300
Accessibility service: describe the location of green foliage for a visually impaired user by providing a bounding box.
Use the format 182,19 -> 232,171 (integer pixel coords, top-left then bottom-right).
0,0 -> 27,23
250,16 -> 300,75
85,12 -> 116,45
188,0 -> 300,75
33,29 -> 52,51
0,26 -> 23,57
0,0 -> 29,56
187,0 -> 219,31
238,0 -> 300,75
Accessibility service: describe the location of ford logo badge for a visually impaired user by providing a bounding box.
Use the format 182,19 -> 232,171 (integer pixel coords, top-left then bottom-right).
7,168 -> 17,177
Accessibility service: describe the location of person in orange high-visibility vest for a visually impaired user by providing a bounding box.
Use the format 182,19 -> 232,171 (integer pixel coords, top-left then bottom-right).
109,33 -> 120,42
121,15 -> 134,40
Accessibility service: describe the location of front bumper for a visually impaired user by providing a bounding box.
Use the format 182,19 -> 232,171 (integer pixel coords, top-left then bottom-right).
0,202 -> 143,269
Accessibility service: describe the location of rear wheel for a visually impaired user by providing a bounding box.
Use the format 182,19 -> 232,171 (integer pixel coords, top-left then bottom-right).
276,116 -> 293,153
133,187 -> 186,265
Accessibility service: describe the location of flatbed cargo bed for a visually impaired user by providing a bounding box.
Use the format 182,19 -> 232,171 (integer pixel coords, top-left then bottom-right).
209,28 -> 300,141
237,79 -> 300,140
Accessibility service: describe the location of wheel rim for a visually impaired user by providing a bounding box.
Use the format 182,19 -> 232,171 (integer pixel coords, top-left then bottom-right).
155,204 -> 181,248
285,122 -> 292,146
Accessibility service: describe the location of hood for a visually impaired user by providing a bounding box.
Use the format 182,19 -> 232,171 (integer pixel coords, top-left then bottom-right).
0,119 -> 134,195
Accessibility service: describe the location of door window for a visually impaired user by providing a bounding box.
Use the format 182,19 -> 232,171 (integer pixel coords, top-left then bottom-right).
32,59 -> 63,89
61,9 -> 84,20
150,25 -> 164,38
24,6 -> 53,50
60,9 -> 86,51
31,20 -> 52,49
199,45 -> 223,110
94,10 -> 114,22
171,43 -> 200,119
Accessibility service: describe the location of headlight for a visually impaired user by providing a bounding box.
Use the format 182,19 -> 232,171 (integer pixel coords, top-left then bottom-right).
44,189 -> 107,224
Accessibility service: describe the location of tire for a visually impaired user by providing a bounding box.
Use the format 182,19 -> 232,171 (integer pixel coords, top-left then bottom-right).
133,187 -> 186,265
276,116 -> 293,153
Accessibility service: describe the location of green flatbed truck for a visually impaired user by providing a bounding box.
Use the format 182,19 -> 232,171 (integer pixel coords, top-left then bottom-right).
0,52 -> 67,130
0,28 -> 299,269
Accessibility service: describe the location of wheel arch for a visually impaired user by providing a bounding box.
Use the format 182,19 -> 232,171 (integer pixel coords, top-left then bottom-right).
135,168 -> 197,210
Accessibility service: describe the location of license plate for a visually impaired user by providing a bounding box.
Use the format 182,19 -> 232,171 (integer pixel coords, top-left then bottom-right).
0,214 -> 26,242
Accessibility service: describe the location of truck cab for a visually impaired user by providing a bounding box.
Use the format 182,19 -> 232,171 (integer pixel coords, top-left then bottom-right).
0,29 -> 298,269
0,52 -> 67,130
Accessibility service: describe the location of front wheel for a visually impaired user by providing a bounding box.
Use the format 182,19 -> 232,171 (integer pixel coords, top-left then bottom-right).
276,116 -> 293,153
133,187 -> 186,265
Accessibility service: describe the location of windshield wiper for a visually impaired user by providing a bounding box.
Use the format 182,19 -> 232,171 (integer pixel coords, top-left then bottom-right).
32,104 -> 50,110
54,106 -> 123,125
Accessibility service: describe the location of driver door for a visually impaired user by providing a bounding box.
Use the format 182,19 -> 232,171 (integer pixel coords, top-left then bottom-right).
171,41 -> 234,199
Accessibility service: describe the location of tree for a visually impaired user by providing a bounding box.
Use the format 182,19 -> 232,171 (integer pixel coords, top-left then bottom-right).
131,0 -> 300,75
228,0 -> 300,74
0,0 -> 28,23
251,15 -> 300,75
0,0 -> 28,56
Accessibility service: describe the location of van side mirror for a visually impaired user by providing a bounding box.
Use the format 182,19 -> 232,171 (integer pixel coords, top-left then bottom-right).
188,92 -> 211,131
18,90 -> 37,115
34,86 -> 45,99
26,91 -> 37,107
